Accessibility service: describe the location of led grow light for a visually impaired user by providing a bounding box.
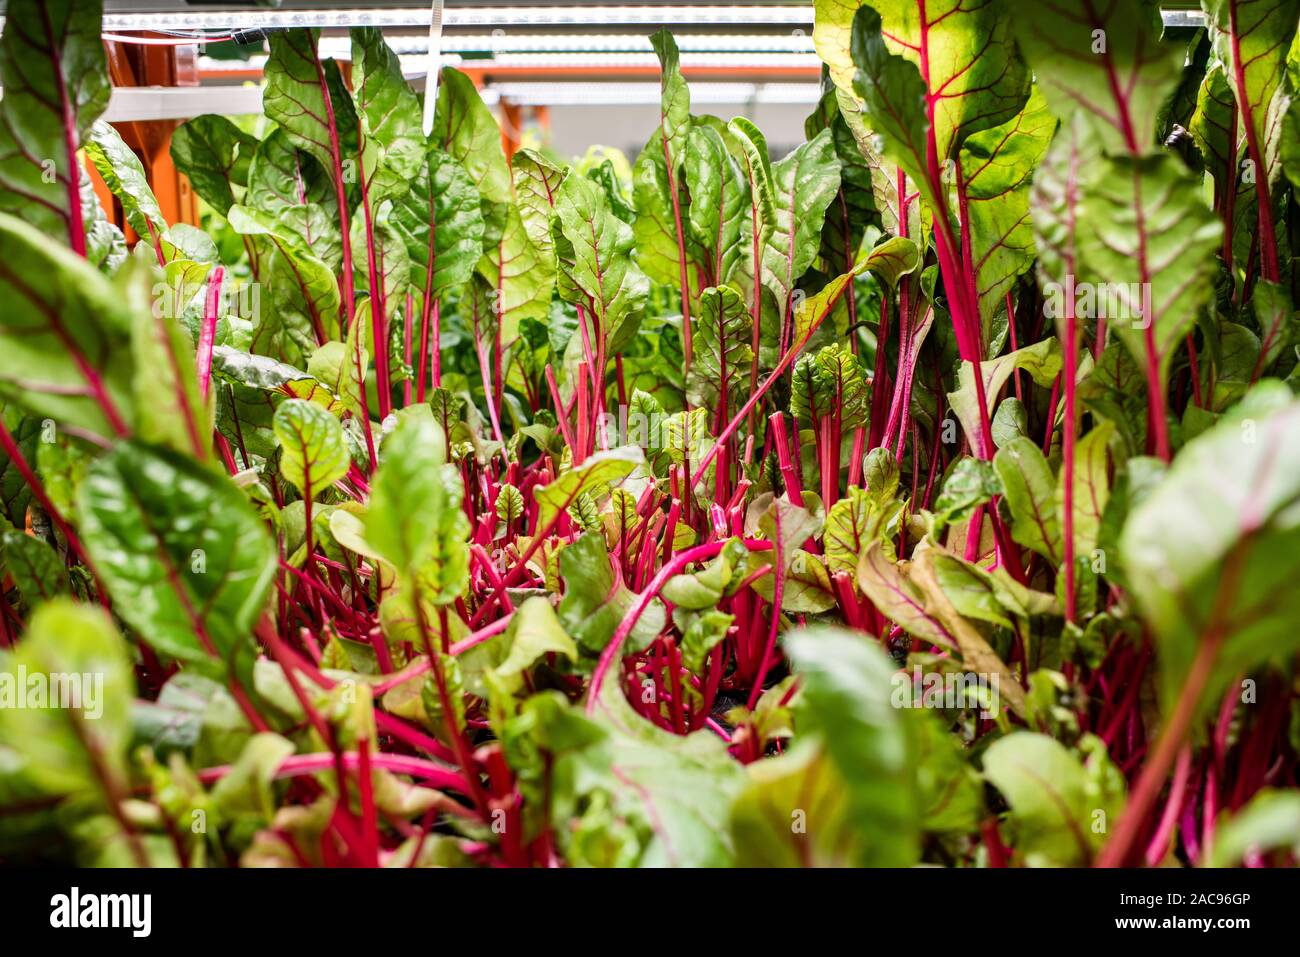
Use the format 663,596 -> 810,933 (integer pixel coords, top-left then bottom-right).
85,6 -> 817,32
312,34 -> 819,58
486,81 -> 822,107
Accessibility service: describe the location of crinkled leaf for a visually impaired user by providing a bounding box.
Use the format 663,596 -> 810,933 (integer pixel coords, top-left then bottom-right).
273,398 -> 349,499
686,284 -> 752,420
1120,394 -> 1300,718
0,601 -> 132,798
170,114 -> 258,216
77,440 -> 278,670
552,173 -> 650,353
432,67 -> 511,205
0,0 -> 109,246
0,213 -> 136,440
763,127 -> 842,319
1012,0 -> 1180,156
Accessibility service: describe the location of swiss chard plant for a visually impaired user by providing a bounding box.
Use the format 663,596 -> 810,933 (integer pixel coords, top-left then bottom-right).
2,0 -> 1300,868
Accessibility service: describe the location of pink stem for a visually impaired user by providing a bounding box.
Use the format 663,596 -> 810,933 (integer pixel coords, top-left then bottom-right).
197,267 -> 224,401
587,539 -> 774,714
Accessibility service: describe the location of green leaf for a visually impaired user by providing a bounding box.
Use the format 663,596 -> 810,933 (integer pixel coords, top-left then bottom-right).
128,262 -> 211,457
495,483 -> 524,534
763,127 -> 842,319
825,485 -> 904,575
631,30 -> 697,289
813,0 -> 866,93
1,528 -> 68,607
746,490 -> 825,567
784,627 -> 921,866
678,609 -> 733,673
850,1 -> 1029,210
0,600 -> 133,797
558,532 -> 665,657
0,0 -> 110,246
934,457 -> 1000,524
1119,395 -> 1300,718
959,90 -> 1056,339
1252,279 -> 1294,374
726,117 -> 776,309
350,202 -> 410,321
493,596 -> 578,680
1189,62 -> 1241,201
833,84 -> 931,252
792,259 -> 868,344
170,115 -> 258,216
729,741 -> 861,867
476,202 -> 553,346
86,121 -> 168,241
1078,154 -> 1222,402
983,732 -> 1123,866
760,550 -> 836,614
351,26 -> 424,205
791,342 -> 868,430
1208,789 -> 1300,866
686,284 -> 752,420
432,67 -> 511,205
1203,0 -> 1299,192
858,544 -> 1028,714
847,7 -> 933,207
245,128 -> 341,270
534,446 -> 644,534
77,440 -> 277,670
0,212 -> 135,441
365,412 -> 468,605
1012,0 -> 1181,156
390,145 -> 488,300
0,410 -> 39,526
512,682 -> 744,867
211,345 -> 340,461
227,204 -> 340,360
661,538 -> 746,610
209,732 -> 295,826
273,398 -> 350,499
805,87 -> 879,276
681,120 -> 748,288
510,147 -> 568,272
948,338 -> 1061,450
1031,112 -> 1101,339
263,31 -> 358,190
552,173 -> 650,353
994,437 -> 1062,564
858,235 -> 920,292
1061,421 -> 1114,566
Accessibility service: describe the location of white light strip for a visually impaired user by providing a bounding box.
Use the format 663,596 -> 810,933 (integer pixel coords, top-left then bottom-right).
440,52 -> 821,69
422,0 -> 445,136
197,53 -> 466,73
316,33 -> 818,56
86,6 -> 816,32
0,6 -> 1210,35
204,50 -> 818,73
486,81 -> 822,107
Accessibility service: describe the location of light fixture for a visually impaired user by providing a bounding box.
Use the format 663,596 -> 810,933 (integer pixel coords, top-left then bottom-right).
201,48 -> 819,76
82,6 -> 817,32
486,81 -> 822,107
0,5 -> 1211,34
312,34 -> 819,57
